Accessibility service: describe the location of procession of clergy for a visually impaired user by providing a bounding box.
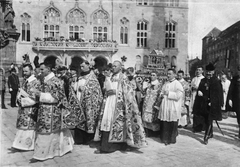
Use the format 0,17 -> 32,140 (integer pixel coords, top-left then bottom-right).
12,57 -> 240,161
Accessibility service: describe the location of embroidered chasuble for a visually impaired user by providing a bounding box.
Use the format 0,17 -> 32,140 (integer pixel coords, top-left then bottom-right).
75,71 -> 103,133
12,75 -> 40,150
94,72 -> 147,148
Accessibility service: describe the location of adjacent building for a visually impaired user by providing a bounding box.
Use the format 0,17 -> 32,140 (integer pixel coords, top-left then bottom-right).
202,21 -> 240,74
13,0 -> 188,73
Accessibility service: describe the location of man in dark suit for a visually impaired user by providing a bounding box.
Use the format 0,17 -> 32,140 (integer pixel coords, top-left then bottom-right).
8,68 -> 20,107
193,63 -> 223,145
0,68 -> 7,109
227,65 -> 240,139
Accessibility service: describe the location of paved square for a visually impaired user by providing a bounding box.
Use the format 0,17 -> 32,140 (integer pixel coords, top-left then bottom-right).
1,105 -> 240,167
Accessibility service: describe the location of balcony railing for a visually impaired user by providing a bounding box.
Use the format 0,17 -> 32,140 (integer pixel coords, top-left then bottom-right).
32,41 -> 118,52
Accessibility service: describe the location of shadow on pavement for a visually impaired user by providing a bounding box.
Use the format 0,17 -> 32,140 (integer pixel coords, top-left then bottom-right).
179,126 -> 240,148
7,147 -> 30,154
218,121 -> 239,128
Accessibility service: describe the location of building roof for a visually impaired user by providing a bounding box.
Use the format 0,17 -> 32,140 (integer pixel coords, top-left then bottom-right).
218,20 -> 240,37
189,57 -> 200,63
203,27 -> 221,39
149,49 -> 164,56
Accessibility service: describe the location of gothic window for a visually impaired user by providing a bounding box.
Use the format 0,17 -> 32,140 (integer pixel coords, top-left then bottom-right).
43,2 -> 61,39
165,22 -> 176,48
44,25 -> 60,38
67,9 -> 86,25
137,20 -> 148,48
20,13 -> 31,42
93,26 -> 107,42
66,3 -> 86,40
91,10 -> 110,25
69,26 -> 84,40
166,0 -> 179,6
120,17 -> 129,44
91,6 -> 110,42
137,0 -> 155,5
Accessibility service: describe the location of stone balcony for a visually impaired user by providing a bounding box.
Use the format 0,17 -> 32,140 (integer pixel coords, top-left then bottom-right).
32,41 -> 118,52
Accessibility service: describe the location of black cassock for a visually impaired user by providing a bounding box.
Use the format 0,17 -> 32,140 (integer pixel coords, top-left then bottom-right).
226,75 -> 240,125
193,76 -> 223,132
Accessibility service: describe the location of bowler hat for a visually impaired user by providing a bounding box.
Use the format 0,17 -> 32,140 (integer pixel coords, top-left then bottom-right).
206,63 -> 215,71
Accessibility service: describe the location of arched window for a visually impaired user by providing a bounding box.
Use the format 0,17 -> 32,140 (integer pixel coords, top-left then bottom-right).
69,25 -> 85,40
91,6 -> 110,42
165,22 -> 176,48
66,2 -> 86,40
120,17 -> 129,44
43,2 -> 61,39
137,20 -> 148,48
20,13 -> 31,42
166,0 -> 179,7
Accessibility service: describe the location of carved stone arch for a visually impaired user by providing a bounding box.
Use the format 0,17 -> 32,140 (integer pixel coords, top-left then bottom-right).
137,18 -> 149,30
66,2 -> 87,24
137,18 -> 149,24
120,17 -> 129,25
20,13 -> 31,23
165,20 -> 177,31
91,4 -> 110,25
43,1 -> 61,24
166,19 -> 177,25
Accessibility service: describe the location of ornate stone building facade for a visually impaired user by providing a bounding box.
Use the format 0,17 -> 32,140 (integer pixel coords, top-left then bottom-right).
13,0 -> 188,72
202,21 -> 240,75
0,0 -> 20,71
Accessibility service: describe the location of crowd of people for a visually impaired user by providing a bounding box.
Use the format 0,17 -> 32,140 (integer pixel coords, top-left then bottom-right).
1,58 -> 240,162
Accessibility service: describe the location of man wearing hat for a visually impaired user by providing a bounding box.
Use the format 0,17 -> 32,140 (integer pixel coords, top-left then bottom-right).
193,63 -> 223,144
227,65 -> 240,139
8,68 -> 20,107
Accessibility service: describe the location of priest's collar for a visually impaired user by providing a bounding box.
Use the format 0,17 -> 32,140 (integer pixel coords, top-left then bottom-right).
80,70 -> 91,76
44,72 -> 55,82
169,78 -> 176,82
112,72 -> 120,79
178,78 -> 184,82
26,75 -> 36,83
151,79 -> 159,85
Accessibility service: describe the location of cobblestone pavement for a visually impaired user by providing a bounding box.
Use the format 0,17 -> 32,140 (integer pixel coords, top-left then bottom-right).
1,104 -> 240,167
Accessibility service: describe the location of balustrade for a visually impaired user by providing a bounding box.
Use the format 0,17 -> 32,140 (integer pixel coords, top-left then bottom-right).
32,41 -> 118,52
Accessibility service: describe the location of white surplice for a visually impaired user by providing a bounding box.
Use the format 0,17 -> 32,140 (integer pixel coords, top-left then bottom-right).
221,79 -> 231,110
12,75 -> 38,151
158,79 -> 184,122
100,75 -> 118,132
189,75 -> 204,113
33,72 -> 74,161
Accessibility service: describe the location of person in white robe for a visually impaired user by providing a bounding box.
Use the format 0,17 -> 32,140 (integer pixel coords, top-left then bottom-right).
189,67 -> 204,113
31,61 -> 74,161
177,70 -> 191,127
94,61 -> 147,153
12,64 -> 40,151
158,68 -> 184,145
221,73 -> 231,118
191,66 -> 205,132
